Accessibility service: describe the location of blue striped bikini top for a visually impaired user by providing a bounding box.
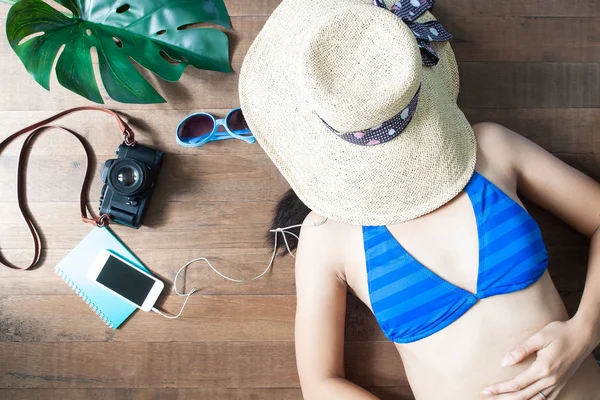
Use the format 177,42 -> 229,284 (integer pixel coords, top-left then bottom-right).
363,171 -> 548,344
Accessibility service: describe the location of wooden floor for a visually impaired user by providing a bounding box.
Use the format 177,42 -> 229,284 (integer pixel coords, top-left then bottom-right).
0,1 -> 599,399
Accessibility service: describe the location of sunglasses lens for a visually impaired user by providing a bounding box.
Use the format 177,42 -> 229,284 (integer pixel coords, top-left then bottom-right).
226,109 -> 250,133
177,114 -> 214,140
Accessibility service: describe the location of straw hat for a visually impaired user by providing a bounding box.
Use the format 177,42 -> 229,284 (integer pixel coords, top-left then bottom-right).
239,0 -> 476,226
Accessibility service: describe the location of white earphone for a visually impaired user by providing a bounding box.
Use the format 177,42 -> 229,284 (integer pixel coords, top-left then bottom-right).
152,217 -> 328,319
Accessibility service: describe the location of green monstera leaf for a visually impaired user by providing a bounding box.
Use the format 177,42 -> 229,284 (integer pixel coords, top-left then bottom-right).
6,0 -> 232,103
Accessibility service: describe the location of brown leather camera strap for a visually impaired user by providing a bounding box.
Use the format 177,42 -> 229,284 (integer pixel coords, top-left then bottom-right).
0,106 -> 137,270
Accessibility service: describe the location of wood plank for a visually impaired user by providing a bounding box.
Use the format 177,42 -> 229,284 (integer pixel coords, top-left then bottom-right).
3,60 -> 600,110
2,14 -> 600,64
444,16 -> 600,63
0,387 -> 416,400
0,153 -> 288,203
0,292 -> 586,343
1,152 -> 597,204
2,0 -> 599,20
0,388 -> 305,400
0,249 -> 296,296
233,0 -> 600,19
0,244 -> 591,299
560,291 -> 586,317
0,295 -> 300,343
0,294 -> 385,343
0,108 -> 599,157
458,62 -> 600,109
529,203 -> 591,246
370,386 -> 416,400
2,15 -> 600,111
0,1 -> 281,18
0,1 -> 598,400
0,202 -> 593,295
0,341 -> 406,388
227,0 -> 600,18
4,59 -> 600,112
547,248 -> 590,292
223,0 -> 600,19
0,243 -> 589,298
0,110 -> 266,156
0,61 -> 241,111
433,0 -> 600,17
463,108 -> 600,154
0,201 -> 277,249
0,15 -> 262,111
4,10 -> 600,69
1,201 -> 591,249
224,0 -> 280,17
0,15 -> 262,64
554,153 -> 600,181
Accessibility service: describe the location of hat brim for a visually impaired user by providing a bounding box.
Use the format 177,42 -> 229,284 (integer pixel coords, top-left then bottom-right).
239,0 -> 476,226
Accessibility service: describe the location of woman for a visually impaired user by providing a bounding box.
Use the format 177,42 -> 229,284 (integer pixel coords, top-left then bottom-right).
239,0 -> 600,399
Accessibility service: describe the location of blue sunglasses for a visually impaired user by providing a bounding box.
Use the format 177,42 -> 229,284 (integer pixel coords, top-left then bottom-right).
176,108 -> 256,147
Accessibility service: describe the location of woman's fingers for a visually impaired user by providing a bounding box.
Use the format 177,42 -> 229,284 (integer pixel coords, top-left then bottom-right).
527,385 -> 559,400
484,380 -> 555,400
501,332 -> 547,367
483,362 -> 545,395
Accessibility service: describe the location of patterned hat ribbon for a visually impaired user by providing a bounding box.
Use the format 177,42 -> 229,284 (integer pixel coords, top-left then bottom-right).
373,0 -> 452,66
321,85 -> 421,146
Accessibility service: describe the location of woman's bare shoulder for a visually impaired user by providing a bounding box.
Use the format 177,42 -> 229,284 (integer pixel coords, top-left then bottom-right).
300,211 -> 352,236
295,211 -> 351,282
472,122 -> 521,191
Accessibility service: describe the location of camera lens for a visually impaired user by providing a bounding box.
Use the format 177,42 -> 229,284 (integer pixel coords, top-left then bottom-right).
117,166 -> 139,187
107,159 -> 148,197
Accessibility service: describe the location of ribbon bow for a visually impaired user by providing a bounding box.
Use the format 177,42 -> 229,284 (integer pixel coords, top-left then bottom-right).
373,0 -> 452,66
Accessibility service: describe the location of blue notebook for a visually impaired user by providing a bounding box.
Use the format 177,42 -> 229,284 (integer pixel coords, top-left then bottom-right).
55,227 -> 150,329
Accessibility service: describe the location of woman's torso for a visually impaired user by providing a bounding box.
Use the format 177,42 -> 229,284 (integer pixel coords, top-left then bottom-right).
327,141 -> 600,399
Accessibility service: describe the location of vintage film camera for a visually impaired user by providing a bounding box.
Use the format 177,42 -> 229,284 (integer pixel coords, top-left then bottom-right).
99,143 -> 163,229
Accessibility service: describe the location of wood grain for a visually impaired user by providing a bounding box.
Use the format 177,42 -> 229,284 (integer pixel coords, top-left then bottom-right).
463,108 -> 600,154
0,387 -> 416,400
0,244 -> 590,299
3,15 -> 600,66
3,59 -> 600,110
0,108 -> 598,157
0,388 -> 308,400
2,12 -> 600,111
458,62 -> 600,109
0,0 -> 599,399
0,202 -> 591,249
0,249 -> 296,296
0,153 -> 598,204
223,0 -> 280,17
432,0 -> 600,17
0,341 -> 407,388
0,292 -> 584,343
444,16 -> 600,62
0,202 -> 276,250
0,153 -> 287,203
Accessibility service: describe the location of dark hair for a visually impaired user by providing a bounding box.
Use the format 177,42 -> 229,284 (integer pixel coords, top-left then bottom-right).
267,188 -> 311,256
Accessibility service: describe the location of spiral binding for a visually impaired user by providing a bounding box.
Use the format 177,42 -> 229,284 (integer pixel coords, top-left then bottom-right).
56,267 -> 116,329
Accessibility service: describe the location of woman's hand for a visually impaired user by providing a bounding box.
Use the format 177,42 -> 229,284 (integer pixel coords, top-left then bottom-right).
481,317 -> 597,400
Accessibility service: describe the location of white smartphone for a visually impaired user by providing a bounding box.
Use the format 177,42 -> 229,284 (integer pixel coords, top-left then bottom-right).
88,250 -> 164,312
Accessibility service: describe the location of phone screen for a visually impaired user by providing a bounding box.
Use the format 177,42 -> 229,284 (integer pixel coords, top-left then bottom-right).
96,255 -> 155,306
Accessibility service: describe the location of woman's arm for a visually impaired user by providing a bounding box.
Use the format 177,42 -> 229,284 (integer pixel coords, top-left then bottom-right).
507,123 -> 600,347
294,214 -> 380,400
579,229 -> 600,349
476,122 -> 600,399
